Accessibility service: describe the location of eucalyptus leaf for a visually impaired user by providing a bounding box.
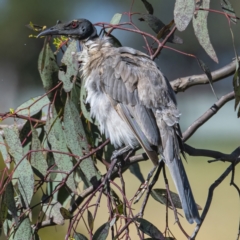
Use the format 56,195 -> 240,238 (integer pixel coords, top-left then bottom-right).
46,109 -> 76,192
59,40 -> 79,92
193,0 -> 218,63
174,0 -> 195,31
31,127 -> 48,179
221,0 -> 237,24
0,134 -> 10,169
42,199 -> 64,225
3,181 -> 18,224
16,96 -> 49,116
92,222 -> 110,240
4,128 -> 34,207
14,218 -> 32,240
64,98 -> 101,186
136,218 -> 165,240
73,232 -> 88,240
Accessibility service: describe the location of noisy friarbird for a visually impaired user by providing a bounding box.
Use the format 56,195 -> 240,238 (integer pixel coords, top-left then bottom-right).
38,19 -> 200,224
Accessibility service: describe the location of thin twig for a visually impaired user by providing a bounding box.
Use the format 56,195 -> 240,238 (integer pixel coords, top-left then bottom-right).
182,91 -> 235,142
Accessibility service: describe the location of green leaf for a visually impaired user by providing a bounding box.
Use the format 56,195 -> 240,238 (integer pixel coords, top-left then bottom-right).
196,58 -> 217,98
139,14 -> 165,34
16,96 -> 50,116
38,43 -> 64,113
221,0 -> 237,24
3,215 -> 13,238
150,188 -> 182,209
63,98 -> 101,186
46,109 -> 76,192
71,82 -> 81,109
42,198 -> 64,225
233,62 -> 240,117
4,128 -> 34,207
129,162 -> 145,183
31,127 -> 48,179
60,207 -> 73,219
139,15 -> 182,44
14,218 -> 32,240
88,210 -> 94,231
59,40 -> 79,92
38,43 -> 59,91
193,0 -> 218,63
19,110 -> 42,147
136,218 -> 165,240
92,222 -> 110,240
0,134 -> 10,169
106,13 -> 122,33
174,0 -> 195,31
73,232 -> 88,240
3,181 -> 18,224
141,0 -> 154,14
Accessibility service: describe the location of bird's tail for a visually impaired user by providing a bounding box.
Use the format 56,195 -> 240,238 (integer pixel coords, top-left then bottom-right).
157,115 -> 200,224
167,155 -> 201,224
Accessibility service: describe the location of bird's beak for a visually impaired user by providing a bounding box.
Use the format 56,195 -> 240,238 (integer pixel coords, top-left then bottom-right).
37,26 -> 61,38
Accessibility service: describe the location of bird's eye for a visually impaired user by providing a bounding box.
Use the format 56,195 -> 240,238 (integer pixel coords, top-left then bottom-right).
71,21 -> 78,28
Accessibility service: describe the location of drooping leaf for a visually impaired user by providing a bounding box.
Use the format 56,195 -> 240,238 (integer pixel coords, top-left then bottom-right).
141,0 -> 154,14
4,128 -> 34,207
220,0 -> 237,24
196,58 -> 217,98
3,215 -> 13,238
19,110 -> 42,147
129,162 -> 145,183
3,181 -> 18,224
174,0 -> 195,31
14,217 -> 32,240
63,98 -> 101,186
38,42 -> 65,113
233,61 -> 240,117
136,218 -> 165,240
16,96 -> 50,116
0,134 -> 11,169
139,14 -> 165,34
92,222 -> 110,240
31,127 -> 48,179
0,194 -> 8,232
193,0 -> 218,63
42,198 -> 64,225
60,207 -> 73,219
38,43 -> 59,94
106,13 -> 122,33
59,40 -> 79,92
71,82 -> 81,109
88,210 -> 94,231
73,232 -> 88,240
150,188 -> 182,209
139,15 -> 182,44
46,109 -> 76,192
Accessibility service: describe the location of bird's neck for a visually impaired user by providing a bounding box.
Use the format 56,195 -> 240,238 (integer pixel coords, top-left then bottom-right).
79,36 -> 113,78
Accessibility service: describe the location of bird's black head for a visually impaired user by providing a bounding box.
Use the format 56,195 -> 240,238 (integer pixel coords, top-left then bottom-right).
37,19 -> 98,40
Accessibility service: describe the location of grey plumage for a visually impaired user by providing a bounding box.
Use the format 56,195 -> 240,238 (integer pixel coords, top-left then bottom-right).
38,19 -> 201,224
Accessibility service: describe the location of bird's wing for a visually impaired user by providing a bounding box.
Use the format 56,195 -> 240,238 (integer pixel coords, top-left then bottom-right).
99,46 -> 200,224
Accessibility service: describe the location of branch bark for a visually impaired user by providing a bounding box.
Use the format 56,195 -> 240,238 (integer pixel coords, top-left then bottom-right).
170,58 -> 239,92
182,91 -> 235,142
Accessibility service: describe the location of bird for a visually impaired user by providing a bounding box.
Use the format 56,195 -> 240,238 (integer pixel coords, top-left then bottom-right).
38,19 -> 201,224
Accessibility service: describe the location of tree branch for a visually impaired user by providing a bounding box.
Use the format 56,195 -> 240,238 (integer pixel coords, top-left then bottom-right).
182,91 -> 235,142
190,147 -> 240,239
170,58 -> 239,92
